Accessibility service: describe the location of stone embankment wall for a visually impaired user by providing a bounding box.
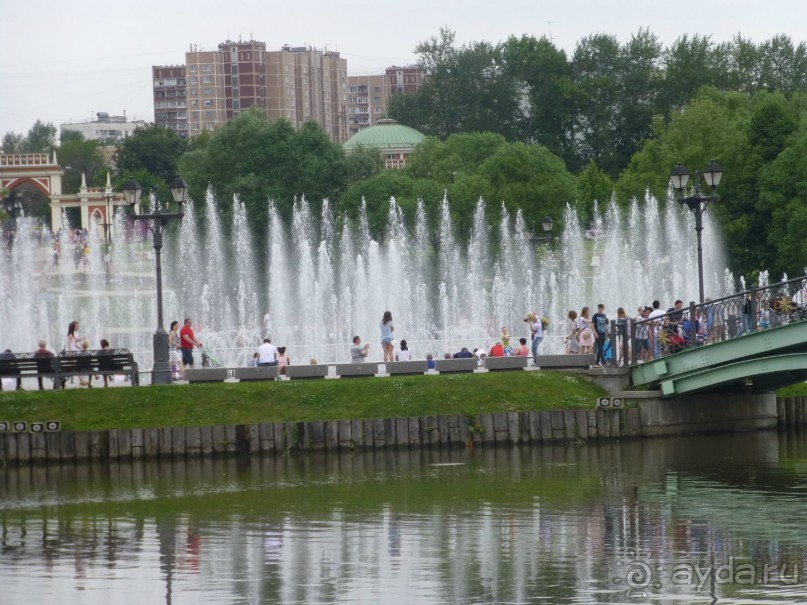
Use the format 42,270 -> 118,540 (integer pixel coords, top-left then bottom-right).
0,391 -> 789,464
2,408 -> 639,463
777,396 -> 807,428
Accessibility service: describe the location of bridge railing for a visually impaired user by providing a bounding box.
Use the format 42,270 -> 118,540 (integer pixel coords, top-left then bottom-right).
626,276 -> 807,366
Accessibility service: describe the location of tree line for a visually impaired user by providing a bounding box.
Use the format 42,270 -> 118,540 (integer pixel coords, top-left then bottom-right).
4,29 -> 807,281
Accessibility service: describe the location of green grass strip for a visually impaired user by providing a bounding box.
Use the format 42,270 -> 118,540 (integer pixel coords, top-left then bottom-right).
0,371 -> 605,431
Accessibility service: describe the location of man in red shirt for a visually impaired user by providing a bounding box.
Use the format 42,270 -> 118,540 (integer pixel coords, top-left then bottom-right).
179,318 -> 203,369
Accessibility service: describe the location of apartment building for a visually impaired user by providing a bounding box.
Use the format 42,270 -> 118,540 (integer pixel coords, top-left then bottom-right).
346,65 -> 423,136
152,66 -> 188,136
265,45 -> 348,142
153,40 -> 348,142
61,112 -> 145,142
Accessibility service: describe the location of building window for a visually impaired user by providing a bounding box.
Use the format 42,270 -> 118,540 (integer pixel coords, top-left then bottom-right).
193,123 -> 200,130
191,100 -> 198,107
190,88 -> 197,95
190,65 -> 196,72
190,77 -> 197,84
204,87 -> 212,96
203,76 -> 212,83
205,111 -> 214,118
204,100 -> 212,107
203,64 -> 212,72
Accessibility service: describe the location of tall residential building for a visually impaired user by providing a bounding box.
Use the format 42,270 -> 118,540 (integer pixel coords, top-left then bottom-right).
154,40 -> 348,142
346,65 -> 423,136
265,46 -> 348,142
184,45 -> 228,134
152,66 -> 187,136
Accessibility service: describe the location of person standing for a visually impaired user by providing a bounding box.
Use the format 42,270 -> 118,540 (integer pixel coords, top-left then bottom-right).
380,311 -> 395,363
168,320 -> 184,379
351,336 -> 370,362
180,318 -> 203,370
592,304 -> 609,368
256,338 -> 278,366
648,300 -> 665,359
525,312 -> 543,363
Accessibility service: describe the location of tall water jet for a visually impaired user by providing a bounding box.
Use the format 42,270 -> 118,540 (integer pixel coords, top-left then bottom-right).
1,189 -> 734,372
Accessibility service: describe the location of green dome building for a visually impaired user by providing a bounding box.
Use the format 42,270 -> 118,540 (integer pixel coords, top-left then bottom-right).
343,119 -> 426,168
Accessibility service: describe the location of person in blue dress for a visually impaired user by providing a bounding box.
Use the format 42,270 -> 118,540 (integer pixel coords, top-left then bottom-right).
380,311 -> 395,363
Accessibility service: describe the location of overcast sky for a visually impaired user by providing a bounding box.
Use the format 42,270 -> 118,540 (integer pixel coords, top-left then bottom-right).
1,0 -> 806,139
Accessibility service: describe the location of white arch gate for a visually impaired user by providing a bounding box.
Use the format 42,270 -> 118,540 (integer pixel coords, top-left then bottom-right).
0,151 -> 123,231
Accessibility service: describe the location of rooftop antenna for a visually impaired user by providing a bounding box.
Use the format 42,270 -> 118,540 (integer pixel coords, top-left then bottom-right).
548,21 -> 554,43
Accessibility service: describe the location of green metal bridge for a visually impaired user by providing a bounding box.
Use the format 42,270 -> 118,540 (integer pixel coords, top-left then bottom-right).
629,277 -> 807,397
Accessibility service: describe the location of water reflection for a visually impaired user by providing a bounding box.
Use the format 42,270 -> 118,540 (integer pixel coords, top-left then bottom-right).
2,433 -> 807,603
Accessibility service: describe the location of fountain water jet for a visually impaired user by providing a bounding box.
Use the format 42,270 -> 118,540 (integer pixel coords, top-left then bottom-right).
0,190 -> 732,373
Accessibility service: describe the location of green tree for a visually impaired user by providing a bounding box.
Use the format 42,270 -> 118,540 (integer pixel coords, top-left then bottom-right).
389,28 -> 523,140
502,35 -> 574,157
116,123 -> 189,184
179,109 -> 350,239
1,121 -> 57,153
570,34 -> 623,175
58,134 -> 104,193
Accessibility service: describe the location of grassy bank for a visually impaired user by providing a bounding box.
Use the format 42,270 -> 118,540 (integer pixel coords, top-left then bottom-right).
0,371 -> 605,432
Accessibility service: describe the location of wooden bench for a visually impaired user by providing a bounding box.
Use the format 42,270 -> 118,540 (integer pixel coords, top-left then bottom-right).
0,352 -> 60,390
57,350 -> 140,386
434,358 -> 479,374
334,362 -> 379,378
232,366 -> 278,381
385,360 -> 428,375
285,364 -> 329,379
0,349 -> 139,389
484,356 -> 528,371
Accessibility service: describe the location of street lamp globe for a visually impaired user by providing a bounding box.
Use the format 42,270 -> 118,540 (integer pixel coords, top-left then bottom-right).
122,177 -> 143,208
702,159 -> 723,188
670,163 -> 690,190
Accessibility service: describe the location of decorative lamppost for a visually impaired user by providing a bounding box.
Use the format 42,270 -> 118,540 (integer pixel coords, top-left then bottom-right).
122,175 -> 189,385
102,174 -> 115,277
530,215 -> 554,243
670,160 -> 723,303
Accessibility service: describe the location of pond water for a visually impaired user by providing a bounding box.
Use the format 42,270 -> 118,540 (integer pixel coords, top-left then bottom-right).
2,431 -> 807,604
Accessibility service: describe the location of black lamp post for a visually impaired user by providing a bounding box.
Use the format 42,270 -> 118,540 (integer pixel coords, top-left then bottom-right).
530,215 -> 554,243
122,175 -> 189,385
670,160 -> 723,304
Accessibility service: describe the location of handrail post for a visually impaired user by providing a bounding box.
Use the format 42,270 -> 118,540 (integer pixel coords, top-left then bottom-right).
689,301 -> 697,348
750,287 -> 758,332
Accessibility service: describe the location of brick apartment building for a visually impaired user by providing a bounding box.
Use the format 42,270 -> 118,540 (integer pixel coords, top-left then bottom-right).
153,40 -> 348,142
346,65 -> 423,136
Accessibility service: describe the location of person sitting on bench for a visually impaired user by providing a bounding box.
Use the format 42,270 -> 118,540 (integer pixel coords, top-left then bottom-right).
33,340 -> 56,391
0,349 -> 22,391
